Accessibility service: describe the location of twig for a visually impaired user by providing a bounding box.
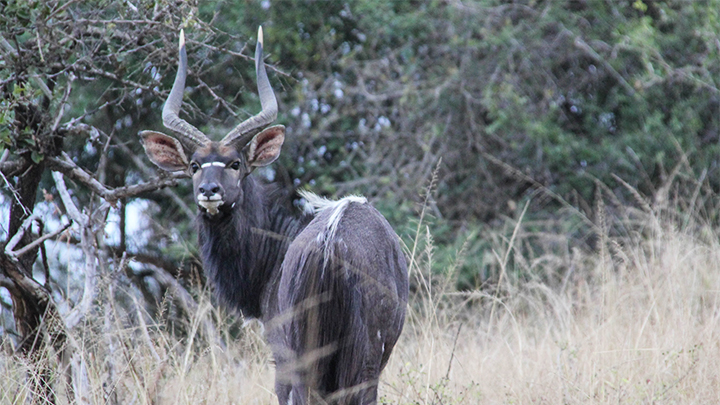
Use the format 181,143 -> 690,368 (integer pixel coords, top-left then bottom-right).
52,171 -> 88,225
61,103 -> 112,131
0,34 -> 18,57
0,166 -> 31,217
355,76 -> 405,102
188,38 -> 252,61
37,220 -> 51,291
445,323 -> 462,379
74,64 -> 154,91
73,18 -> 165,26
5,213 -> 40,254
487,200 -> 530,335
147,262 -> 225,350
10,222 -> 73,259
190,39 -> 291,78
103,177 -> 186,202
49,153 -> 188,205
196,77 -> 239,118
51,73 -> 76,133
479,150 -> 597,230
55,170 -> 103,331
47,0 -> 82,20
113,141 -> 195,218
108,247 -> 188,279
569,32 -> 637,97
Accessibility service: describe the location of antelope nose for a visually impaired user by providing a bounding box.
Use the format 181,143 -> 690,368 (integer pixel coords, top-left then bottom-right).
199,183 -> 221,197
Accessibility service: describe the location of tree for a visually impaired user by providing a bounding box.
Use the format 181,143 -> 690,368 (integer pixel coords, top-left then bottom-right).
3,0 -> 720,400
0,0 -> 260,400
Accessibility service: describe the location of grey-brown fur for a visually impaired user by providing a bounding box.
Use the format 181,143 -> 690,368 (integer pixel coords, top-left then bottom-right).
270,198 -> 408,404
193,175 -> 408,404
140,27 -> 408,405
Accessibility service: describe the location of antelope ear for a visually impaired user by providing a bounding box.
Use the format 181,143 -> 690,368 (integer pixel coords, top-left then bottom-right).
140,130 -> 189,171
246,125 -> 285,167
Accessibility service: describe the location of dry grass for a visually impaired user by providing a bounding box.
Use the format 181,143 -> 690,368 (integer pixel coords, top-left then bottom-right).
3,202 -> 720,404
382,219 -> 720,404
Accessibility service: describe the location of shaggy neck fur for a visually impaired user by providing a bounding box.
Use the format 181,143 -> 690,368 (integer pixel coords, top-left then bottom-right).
197,176 -> 310,319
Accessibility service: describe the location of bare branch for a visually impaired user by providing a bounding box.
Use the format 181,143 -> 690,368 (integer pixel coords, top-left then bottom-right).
11,222 -> 73,259
50,153 -> 110,202
196,77 -> 239,118
5,213 -> 40,254
47,0 -> 82,20
73,18 -> 165,26
48,153 -> 189,205
109,247 -> 192,279
116,141 -> 196,218
52,171 -> 88,225
51,73 -> 75,133
104,175 -> 187,202
0,159 -> 28,177
72,64 -> 155,92
0,272 -> 15,290
0,253 -> 51,312
0,165 -> 31,218
55,168 -> 104,330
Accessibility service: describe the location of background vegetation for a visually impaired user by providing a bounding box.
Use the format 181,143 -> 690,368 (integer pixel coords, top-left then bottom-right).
2,0 -> 720,403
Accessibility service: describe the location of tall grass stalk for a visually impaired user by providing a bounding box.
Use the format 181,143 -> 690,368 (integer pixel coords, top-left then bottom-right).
3,181 -> 720,403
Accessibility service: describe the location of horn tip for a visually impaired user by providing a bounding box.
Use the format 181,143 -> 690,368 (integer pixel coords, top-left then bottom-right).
179,29 -> 186,49
258,26 -> 264,47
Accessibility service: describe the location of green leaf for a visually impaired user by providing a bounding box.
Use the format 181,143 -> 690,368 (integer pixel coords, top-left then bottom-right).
0,128 -> 10,146
21,136 -> 36,147
30,150 -> 43,164
632,1 -> 648,13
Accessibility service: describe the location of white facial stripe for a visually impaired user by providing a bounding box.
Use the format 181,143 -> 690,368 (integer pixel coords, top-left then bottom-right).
200,161 -> 226,168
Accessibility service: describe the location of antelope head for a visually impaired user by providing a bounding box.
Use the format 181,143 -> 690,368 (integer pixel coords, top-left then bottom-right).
141,28 -> 285,216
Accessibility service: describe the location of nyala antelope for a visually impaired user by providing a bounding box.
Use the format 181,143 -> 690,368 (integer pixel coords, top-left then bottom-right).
140,28 -> 408,404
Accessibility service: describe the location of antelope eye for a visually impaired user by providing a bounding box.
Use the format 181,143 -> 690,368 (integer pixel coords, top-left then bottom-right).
230,161 -> 241,170
190,162 -> 200,173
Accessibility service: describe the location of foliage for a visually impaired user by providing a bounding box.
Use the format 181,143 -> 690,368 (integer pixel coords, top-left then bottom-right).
3,158 -> 720,403
3,0 -> 720,401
